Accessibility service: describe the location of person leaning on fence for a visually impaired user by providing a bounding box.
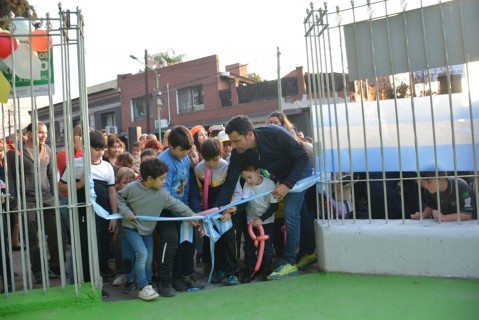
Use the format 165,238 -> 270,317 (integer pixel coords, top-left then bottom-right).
214,115 -> 311,281
411,170 -> 476,221
58,130 -> 118,298
118,158 -> 202,301
7,122 -> 62,284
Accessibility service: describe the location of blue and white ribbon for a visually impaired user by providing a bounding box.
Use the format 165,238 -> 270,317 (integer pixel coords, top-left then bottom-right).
88,173 -> 321,284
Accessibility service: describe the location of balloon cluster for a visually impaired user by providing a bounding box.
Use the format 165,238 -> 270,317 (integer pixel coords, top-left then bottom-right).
0,17 -> 53,65
0,17 -> 54,102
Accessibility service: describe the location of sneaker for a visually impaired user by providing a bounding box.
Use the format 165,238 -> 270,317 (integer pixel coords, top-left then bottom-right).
210,270 -> 227,284
158,285 -> 176,297
226,274 -> 239,286
184,274 -> 205,290
173,277 -> 188,292
267,263 -> 299,280
122,280 -> 137,294
295,252 -> 317,271
139,285 -> 159,301
113,274 -> 128,286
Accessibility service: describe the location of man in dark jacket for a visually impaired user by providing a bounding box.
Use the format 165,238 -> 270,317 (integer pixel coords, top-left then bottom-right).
214,115 -> 311,280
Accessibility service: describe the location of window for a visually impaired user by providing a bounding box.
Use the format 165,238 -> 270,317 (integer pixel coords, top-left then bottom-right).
131,95 -> 153,120
101,112 -> 116,128
177,85 -> 204,113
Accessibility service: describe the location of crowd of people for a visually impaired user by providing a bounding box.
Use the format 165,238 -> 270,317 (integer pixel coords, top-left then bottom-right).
0,111 -> 476,299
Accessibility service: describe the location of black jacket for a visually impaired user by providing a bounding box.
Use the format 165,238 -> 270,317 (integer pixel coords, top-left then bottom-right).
214,125 -> 309,207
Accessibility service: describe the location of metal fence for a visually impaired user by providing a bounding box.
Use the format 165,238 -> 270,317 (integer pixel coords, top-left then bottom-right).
0,6 -> 96,296
304,0 -> 478,223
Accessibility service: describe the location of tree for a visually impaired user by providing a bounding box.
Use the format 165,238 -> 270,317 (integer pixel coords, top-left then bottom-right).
395,81 -> 410,99
150,49 -> 186,67
248,72 -> 263,82
0,0 -> 36,30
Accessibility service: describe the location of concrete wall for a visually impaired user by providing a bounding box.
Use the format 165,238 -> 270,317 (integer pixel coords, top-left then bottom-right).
315,219 -> 479,279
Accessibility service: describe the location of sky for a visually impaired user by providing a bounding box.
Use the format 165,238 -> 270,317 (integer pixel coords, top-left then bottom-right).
33,0 -> 328,89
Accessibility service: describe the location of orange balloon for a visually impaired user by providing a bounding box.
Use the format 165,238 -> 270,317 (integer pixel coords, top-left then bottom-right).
0,31 -> 18,58
31,29 -> 52,52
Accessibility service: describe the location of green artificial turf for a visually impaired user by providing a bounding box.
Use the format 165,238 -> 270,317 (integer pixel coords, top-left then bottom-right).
2,273 -> 478,320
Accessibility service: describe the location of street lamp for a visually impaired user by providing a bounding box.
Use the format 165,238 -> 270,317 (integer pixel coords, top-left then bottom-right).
130,51 -> 162,144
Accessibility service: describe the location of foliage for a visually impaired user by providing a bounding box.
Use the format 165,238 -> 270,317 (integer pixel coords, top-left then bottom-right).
395,81 -> 410,99
151,49 -> 186,67
0,0 -> 36,30
248,72 -> 262,82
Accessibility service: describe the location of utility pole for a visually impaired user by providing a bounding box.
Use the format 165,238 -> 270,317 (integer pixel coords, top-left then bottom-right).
277,46 -> 283,112
144,49 -> 150,134
130,53 -> 161,143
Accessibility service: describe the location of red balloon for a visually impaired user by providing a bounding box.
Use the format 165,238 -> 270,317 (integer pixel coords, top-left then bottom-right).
31,29 -> 52,52
0,31 -> 18,58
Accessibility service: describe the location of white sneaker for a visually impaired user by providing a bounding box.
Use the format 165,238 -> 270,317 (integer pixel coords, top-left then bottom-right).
139,285 -> 159,301
113,274 -> 127,286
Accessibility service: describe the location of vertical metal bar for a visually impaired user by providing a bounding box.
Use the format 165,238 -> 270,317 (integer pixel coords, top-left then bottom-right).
401,0 -> 423,222
336,5 -> 356,222
419,0 -> 439,222
325,3 -> 345,223
384,0 -> 406,222
351,1 -> 372,221
366,1 -> 389,223
438,0 -> 460,222
304,3 -> 322,223
458,0 -> 478,224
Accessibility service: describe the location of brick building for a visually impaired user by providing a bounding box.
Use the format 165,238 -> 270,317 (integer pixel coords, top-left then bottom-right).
38,54 -> 350,148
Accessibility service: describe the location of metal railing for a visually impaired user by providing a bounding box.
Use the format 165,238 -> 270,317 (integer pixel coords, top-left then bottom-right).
304,0 -> 478,224
0,6 -> 97,296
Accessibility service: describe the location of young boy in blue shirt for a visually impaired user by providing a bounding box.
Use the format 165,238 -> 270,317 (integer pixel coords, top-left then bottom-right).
157,125 -> 198,295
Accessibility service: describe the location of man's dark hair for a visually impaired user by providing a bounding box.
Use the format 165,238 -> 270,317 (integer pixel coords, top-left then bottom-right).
225,115 -> 254,136
200,138 -> 223,161
26,121 -> 46,132
140,158 -> 169,180
168,125 -> 193,150
90,130 -> 106,149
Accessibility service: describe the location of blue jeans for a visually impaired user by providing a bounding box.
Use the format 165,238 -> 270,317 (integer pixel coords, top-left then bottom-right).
120,232 -> 135,282
282,163 -> 312,265
123,227 -> 153,289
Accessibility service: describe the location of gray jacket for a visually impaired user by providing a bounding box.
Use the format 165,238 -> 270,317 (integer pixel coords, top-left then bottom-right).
6,144 -> 55,207
118,180 -> 195,235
